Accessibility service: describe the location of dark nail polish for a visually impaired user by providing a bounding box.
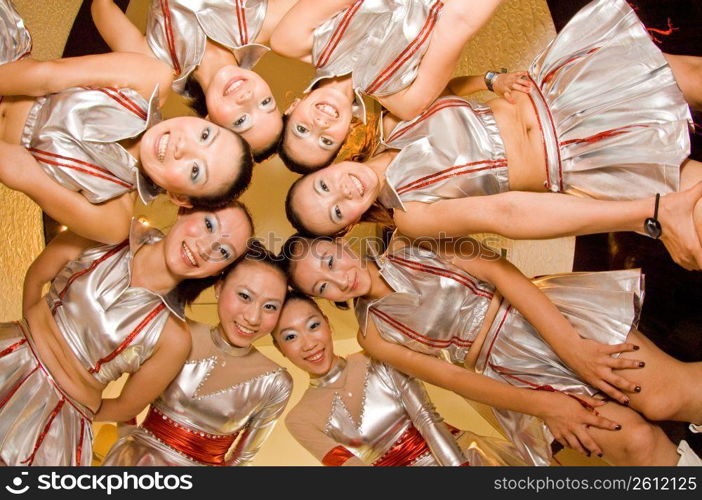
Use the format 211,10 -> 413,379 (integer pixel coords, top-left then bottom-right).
623,398 -> 630,406
634,386 -> 641,393
586,452 -> 591,457
597,453 -> 603,458
614,424 -> 622,430
639,361 -> 645,368
633,345 -> 640,350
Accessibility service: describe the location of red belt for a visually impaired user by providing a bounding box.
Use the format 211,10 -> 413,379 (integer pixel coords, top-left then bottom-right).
142,406 -> 237,466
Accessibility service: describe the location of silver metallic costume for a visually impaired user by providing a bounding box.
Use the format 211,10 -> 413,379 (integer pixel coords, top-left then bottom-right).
103,324 -> 292,466
307,0 -> 443,119
0,221 -> 184,465
378,0 -> 690,207
286,353 -> 523,466
21,86 -> 162,204
146,0 -> 269,94
0,0 -> 31,66
356,245 -> 643,465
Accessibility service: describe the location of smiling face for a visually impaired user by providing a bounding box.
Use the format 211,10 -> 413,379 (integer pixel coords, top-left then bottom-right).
290,161 -> 379,235
139,116 -> 243,201
216,259 -> 287,348
283,87 -> 354,169
273,298 -> 335,376
289,239 -> 371,302
206,66 -> 283,154
164,206 -> 252,280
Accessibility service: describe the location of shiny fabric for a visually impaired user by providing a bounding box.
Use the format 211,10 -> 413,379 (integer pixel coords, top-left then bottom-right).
147,0 -> 269,94
103,330 -> 292,466
46,220 -> 184,386
0,321 -> 93,466
307,0 -> 443,120
0,0 -> 31,65
528,0 -> 691,198
287,354 -> 523,466
475,269 -> 644,465
378,96 -> 509,210
21,86 -> 163,204
356,245 -> 495,365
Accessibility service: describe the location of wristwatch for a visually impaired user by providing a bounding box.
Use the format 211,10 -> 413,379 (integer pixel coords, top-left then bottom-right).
644,193 -> 662,239
484,68 -> 508,92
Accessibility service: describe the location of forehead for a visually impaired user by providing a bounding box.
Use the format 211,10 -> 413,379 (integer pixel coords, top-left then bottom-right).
241,110 -> 283,149
290,240 -> 339,288
224,260 -> 287,296
284,123 -> 335,167
278,299 -> 320,330
291,176 -> 338,235
207,127 -> 242,184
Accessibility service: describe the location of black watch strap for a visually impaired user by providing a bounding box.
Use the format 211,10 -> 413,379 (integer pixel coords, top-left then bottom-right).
644,193 -> 662,239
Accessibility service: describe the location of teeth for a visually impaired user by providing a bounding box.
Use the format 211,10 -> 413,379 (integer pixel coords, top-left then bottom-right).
306,349 -> 324,362
158,133 -> 169,162
224,79 -> 245,96
182,242 -> 197,267
236,323 -> 256,335
350,175 -> 364,196
316,103 -> 338,118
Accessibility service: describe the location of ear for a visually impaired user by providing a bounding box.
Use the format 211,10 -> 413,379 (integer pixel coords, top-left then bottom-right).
167,191 -> 194,208
214,279 -> 223,300
285,98 -> 301,115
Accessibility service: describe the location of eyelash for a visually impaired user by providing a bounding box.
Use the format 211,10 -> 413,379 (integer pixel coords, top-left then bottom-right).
201,128 -> 210,141
334,206 -> 342,220
264,304 -> 278,311
261,97 -> 272,106
234,115 -> 247,127
204,216 -> 215,232
320,180 -> 329,192
296,124 -> 308,134
239,292 -> 250,301
283,333 -> 296,342
309,321 -> 320,329
321,137 -> 333,146
191,163 -> 200,181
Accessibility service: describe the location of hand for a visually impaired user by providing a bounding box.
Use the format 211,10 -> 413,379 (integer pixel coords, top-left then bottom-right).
538,392 -> 619,457
560,339 -> 644,405
658,182 -> 702,270
492,72 -> 532,103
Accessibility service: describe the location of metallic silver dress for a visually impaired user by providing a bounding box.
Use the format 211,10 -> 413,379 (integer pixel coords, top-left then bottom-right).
0,0 -> 31,66
0,221 -> 184,466
307,0 -> 443,120
378,0 -> 691,207
286,353 -> 523,466
21,86 -> 163,204
146,0 -> 269,94
103,324 -> 292,466
356,245 -> 643,466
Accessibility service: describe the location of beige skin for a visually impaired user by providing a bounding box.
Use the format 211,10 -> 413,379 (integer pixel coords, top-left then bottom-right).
0,51 -> 245,244
90,0 -> 291,155
20,206 -> 252,422
287,237 -> 702,464
290,84 -> 702,270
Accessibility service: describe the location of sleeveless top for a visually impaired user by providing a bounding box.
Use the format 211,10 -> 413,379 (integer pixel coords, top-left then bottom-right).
355,245 -> 494,365
46,220 -> 184,385
21,86 -> 163,204
146,0 -> 270,94
377,96 -> 509,211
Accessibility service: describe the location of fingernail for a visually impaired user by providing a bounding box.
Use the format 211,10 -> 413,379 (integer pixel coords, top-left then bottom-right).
597,453 -> 603,458
586,451 -> 591,457
633,345 -> 640,350
634,386 -> 641,393
623,398 -> 630,406
638,361 -> 645,368
615,424 -> 622,430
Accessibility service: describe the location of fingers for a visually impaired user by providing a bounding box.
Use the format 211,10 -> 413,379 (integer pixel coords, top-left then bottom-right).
573,426 -> 603,457
605,342 -> 640,355
586,413 -> 622,432
504,90 -> 515,104
607,356 -> 645,370
563,432 -> 588,456
594,381 -> 629,405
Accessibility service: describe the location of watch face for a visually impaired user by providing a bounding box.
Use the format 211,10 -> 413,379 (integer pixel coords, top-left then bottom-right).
644,217 -> 662,239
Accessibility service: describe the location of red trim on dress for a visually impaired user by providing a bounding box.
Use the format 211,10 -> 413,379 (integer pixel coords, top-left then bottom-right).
0,365 -> 39,410
370,307 -> 473,349
365,0 -> 443,95
386,98 -> 469,142
542,48 -> 600,85
29,148 -> 134,190
91,87 -> 148,120
0,339 -> 27,358
234,0 -> 249,45
88,303 -> 166,375
160,0 -> 182,75
316,0 -> 365,69
559,124 -> 650,146
526,75 -> 563,191
394,159 -> 508,196
322,445 -> 355,466
20,399 -> 65,465
76,419 -> 85,465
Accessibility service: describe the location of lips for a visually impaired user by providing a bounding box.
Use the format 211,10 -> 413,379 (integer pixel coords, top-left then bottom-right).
349,174 -> 365,197
156,133 -> 170,162
181,242 -> 199,268
305,348 -> 325,364
315,102 -> 339,119
224,77 -> 246,97
234,321 -> 257,337
350,270 -> 359,292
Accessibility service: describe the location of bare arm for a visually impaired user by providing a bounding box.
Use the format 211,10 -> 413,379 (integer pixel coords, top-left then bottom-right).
22,230 -> 95,315
270,0 -> 357,61
0,141 -> 133,244
0,53 -> 172,102
448,72 -> 532,103
377,0 -> 504,120
91,0 -> 152,56
94,315 -> 191,422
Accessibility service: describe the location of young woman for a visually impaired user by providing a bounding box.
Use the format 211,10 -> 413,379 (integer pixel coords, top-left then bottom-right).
0,0 -> 253,244
0,202 -> 253,466
102,241 -> 292,466
271,0 -> 511,172
280,234 -> 702,466
285,0 -> 702,270
274,291 -> 525,466
91,0 -> 296,161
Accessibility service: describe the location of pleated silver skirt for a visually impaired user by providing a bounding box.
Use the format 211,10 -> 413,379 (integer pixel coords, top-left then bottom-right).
0,0 -> 31,65
0,321 -> 94,466
475,270 -> 643,465
528,0 -> 691,199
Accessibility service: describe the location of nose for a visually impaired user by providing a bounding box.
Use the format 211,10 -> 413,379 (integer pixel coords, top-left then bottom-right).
301,333 -> 317,351
333,272 -> 349,292
313,115 -> 329,129
342,182 -> 352,199
173,134 -> 185,160
235,88 -> 252,104
243,306 -> 261,327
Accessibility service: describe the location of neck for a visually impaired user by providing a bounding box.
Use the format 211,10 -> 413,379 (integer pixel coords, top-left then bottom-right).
258,0 -> 299,45
365,150 -> 395,193
318,75 -> 355,103
309,355 -> 345,387
130,239 -> 180,295
365,259 -> 393,300
194,40 -> 239,91
119,137 -> 141,163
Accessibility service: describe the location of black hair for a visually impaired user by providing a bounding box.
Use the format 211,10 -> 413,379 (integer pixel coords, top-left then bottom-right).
184,75 -> 208,118
278,233 -> 350,310
188,131 -> 254,209
173,200 -> 255,305
253,132 -> 281,164
278,114 -> 343,174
